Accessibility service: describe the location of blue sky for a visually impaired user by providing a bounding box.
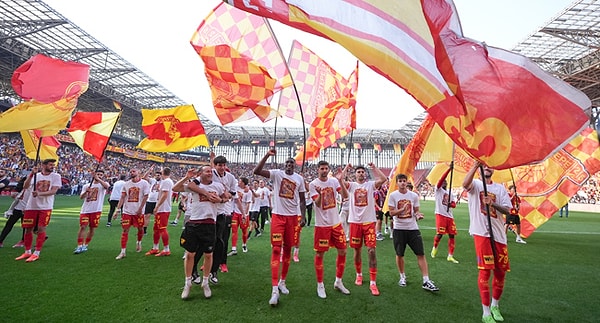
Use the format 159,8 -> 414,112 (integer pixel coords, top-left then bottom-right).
43,0 -> 574,130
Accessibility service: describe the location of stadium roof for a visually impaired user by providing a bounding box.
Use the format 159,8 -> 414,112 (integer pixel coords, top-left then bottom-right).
0,0 -> 598,148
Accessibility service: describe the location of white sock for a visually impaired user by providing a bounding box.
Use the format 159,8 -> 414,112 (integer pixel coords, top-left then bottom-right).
33,250 -> 40,256
232,247 -> 237,251
400,273 -> 406,279
482,305 -> 491,316
491,298 -> 499,307
272,285 -> 279,293
423,276 -> 430,283
153,243 -> 159,249
121,248 -> 126,253
335,277 -> 342,283
164,245 -> 170,252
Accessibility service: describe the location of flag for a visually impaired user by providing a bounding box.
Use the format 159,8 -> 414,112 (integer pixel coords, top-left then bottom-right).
278,40 -> 348,123
113,101 -> 122,110
229,0 -> 591,169
11,54 -> 89,103
200,44 -> 277,125
393,144 -> 403,155
213,139 -> 220,147
67,112 -> 120,162
20,130 -> 61,161
0,96 -> 79,136
137,105 -> 209,152
191,2 -> 292,125
353,143 -> 362,150
374,144 -> 382,152
339,142 -> 346,149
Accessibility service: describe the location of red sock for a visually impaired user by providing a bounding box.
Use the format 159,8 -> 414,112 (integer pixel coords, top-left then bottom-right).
315,255 -> 324,283
121,232 -> 128,249
161,228 -> 169,246
24,231 -> 33,250
448,237 -> 455,255
271,246 -> 281,286
281,248 -> 291,281
231,223 -> 239,248
153,229 -> 160,245
369,267 -> 377,282
77,237 -> 84,245
85,236 -> 92,245
137,229 -> 143,242
241,227 -> 248,244
35,231 -> 46,251
354,261 -> 362,275
492,269 -> 506,300
336,254 -> 346,279
478,270 -> 492,306
433,235 -> 441,248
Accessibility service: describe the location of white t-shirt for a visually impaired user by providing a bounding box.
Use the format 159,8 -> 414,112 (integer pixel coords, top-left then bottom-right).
80,182 -> 107,214
186,179 -> 225,221
156,178 -> 174,213
388,190 -> 420,230
26,172 -> 62,210
147,178 -> 160,203
109,180 -> 126,201
269,169 -> 306,216
212,170 -> 238,215
256,186 -> 271,207
249,188 -> 260,212
347,180 -> 377,224
121,179 -> 150,215
15,188 -> 32,211
434,186 -> 454,218
467,179 -> 512,244
234,189 -> 253,214
309,177 -> 341,227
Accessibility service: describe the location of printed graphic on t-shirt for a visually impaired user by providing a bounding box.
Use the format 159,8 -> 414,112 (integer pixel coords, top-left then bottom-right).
86,187 -> 99,202
396,200 -> 412,218
442,193 -> 449,206
279,178 -> 296,199
36,180 -> 50,192
479,191 -> 498,218
320,187 -> 336,210
354,188 -> 368,207
127,187 -> 140,203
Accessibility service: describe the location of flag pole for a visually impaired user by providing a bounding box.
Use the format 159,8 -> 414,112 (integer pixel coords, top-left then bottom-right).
479,164 -> 498,269
265,18 -> 307,173
446,143 -> 456,212
347,130 -> 354,165
32,133 -> 43,191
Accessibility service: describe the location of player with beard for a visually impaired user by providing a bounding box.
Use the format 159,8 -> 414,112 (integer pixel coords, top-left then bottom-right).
114,168 -> 150,260
73,170 -> 110,254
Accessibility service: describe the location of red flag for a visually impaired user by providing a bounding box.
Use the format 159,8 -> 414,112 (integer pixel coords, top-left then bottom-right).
11,54 -> 89,103
20,130 -> 61,161
68,112 -> 120,162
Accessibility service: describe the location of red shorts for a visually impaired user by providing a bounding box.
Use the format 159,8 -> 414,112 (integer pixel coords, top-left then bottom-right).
473,235 -> 510,271
314,223 -> 347,252
232,212 -> 249,229
270,213 -> 298,248
435,214 -> 457,235
80,212 -> 102,228
349,222 -> 377,249
153,211 -> 170,230
22,209 -> 52,228
122,214 -> 145,229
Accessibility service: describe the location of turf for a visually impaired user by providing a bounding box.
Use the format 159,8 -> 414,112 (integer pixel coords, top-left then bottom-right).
0,195 -> 598,323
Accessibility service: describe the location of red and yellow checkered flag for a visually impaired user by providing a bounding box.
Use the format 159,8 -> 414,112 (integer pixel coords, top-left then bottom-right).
191,2 -> 291,125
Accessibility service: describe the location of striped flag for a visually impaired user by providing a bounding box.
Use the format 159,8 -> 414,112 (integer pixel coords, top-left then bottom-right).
137,105 -> 209,152
68,112 -> 120,162
20,130 -> 61,161
229,0 -> 591,169
191,2 -> 291,125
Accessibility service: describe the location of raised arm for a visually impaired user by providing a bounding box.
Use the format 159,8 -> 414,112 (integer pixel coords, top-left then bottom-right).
462,161 -> 481,191
369,162 -> 387,189
254,149 -> 275,178
437,162 -> 453,189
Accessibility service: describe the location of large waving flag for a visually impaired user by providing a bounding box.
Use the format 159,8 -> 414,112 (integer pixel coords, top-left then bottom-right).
137,105 -> 209,152
0,54 -> 89,136
228,0 -> 591,169
67,111 -> 120,162
191,2 -> 292,125
20,130 -> 61,161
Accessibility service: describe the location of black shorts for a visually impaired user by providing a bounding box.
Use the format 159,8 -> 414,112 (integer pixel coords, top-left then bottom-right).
376,210 -> 384,221
180,223 -> 216,254
393,229 -> 425,257
144,202 -> 156,214
178,203 -> 185,211
249,211 -> 259,222
506,214 -> 521,225
384,211 -> 391,219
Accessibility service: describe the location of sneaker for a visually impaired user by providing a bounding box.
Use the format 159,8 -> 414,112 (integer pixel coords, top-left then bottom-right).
170,221 -> 178,226
106,222 -> 111,227
220,264 -> 229,273
256,231 -> 262,237
482,315 -> 496,323
422,280 -> 439,292
181,283 -> 192,299
384,227 -> 389,234
3,211 -> 11,218
156,250 -> 171,257
25,254 -> 39,262
192,275 -> 202,285
490,306 -> 504,321
278,280 -> 290,294
227,249 -> 238,256
317,283 -> 327,299
145,249 -> 159,256
516,237 -> 527,244
293,254 -> 300,263
136,244 -> 142,252
12,241 -> 24,248
74,246 -> 83,254
81,246 -> 88,252
201,282 -> 212,298
242,245 -> 248,253
399,277 -> 407,287
269,291 -> 279,306
15,252 -> 32,261
355,275 -> 363,286
447,256 -> 459,263
209,273 -> 219,285
369,284 -> 380,296
389,231 -> 393,239
115,253 -> 126,260
376,232 -> 384,241
333,281 -> 350,295
431,247 -> 438,258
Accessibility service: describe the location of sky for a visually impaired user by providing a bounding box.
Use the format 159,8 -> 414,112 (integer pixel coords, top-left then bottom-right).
43,0 -> 574,130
